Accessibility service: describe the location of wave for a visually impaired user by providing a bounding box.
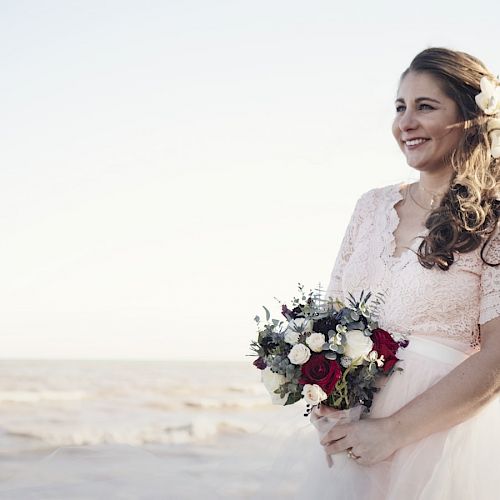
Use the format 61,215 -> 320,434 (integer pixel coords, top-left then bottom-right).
3,418 -> 264,447
224,384 -> 266,395
183,397 -> 269,410
0,390 -> 87,403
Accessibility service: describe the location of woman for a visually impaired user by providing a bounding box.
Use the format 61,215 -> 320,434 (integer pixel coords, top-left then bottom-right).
306,48 -> 500,499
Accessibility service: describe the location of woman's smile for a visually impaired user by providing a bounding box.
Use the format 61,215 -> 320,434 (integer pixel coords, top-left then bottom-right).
392,72 -> 464,173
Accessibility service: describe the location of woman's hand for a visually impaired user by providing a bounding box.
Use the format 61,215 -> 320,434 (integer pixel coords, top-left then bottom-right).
310,404 -> 341,425
310,406 -> 342,467
317,409 -> 400,466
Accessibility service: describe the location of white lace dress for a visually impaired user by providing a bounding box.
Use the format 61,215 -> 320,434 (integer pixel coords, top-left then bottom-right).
296,182 -> 500,500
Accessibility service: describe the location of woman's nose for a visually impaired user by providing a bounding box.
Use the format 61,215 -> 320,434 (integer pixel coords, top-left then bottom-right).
399,109 -> 418,131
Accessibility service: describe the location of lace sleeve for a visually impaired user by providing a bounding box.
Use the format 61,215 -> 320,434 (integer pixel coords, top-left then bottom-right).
326,193 -> 368,301
479,224 -> 500,325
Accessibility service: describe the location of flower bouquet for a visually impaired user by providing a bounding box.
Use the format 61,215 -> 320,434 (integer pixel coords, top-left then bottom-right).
250,285 -> 408,414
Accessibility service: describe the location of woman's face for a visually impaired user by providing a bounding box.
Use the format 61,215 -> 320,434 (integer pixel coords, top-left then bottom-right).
392,71 -> 464,173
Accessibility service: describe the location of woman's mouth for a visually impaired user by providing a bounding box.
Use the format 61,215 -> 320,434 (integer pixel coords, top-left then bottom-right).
404,138 -> 430,149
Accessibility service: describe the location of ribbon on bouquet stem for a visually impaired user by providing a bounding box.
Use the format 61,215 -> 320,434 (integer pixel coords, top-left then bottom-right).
310,405 -> 366,467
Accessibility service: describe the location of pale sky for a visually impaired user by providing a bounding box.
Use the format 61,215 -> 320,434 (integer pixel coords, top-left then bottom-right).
1,0 -> 499,361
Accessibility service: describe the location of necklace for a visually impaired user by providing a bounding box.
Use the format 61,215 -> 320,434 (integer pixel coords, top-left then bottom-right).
417,183 -> 449,209
408,184 -> 433,211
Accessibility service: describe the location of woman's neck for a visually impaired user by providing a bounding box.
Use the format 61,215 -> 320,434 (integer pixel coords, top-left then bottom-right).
418,168 -> 454,193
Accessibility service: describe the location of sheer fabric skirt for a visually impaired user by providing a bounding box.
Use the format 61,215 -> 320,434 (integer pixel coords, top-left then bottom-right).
263,336 -> 500,500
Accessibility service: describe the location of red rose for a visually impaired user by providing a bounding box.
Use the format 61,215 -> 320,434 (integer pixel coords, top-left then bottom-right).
300,354 -> 342,394
371,328 -> 400,373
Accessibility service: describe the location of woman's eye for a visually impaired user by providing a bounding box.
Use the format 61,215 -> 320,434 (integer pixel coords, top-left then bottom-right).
395,105 -> 405,112
419,103 -> 434,110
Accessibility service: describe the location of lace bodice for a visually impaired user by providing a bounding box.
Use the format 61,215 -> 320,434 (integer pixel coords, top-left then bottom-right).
326,183 -> 500,352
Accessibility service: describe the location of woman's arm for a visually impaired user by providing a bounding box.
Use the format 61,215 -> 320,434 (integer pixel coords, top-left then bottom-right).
387,317 -> 500,447
319,317 -> 500,465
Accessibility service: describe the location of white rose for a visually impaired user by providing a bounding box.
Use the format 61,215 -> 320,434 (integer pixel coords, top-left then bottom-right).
288,343 -> 311,365
261,368 -> 287,405
301,384 -> 327,405
306,332 -> 326,353
475,77 -> 500,115
343,330 -> 373,365
284,318 -> 313,345
284,329 -> 300,345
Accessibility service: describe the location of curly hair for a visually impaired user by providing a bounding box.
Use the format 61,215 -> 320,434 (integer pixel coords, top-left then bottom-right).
399,47 -> 500,270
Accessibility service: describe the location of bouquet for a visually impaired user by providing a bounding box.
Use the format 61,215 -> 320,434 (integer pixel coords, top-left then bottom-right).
250,285 -> 408,414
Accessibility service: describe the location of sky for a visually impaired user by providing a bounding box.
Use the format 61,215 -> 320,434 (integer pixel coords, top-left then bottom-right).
1,0 -> 499,361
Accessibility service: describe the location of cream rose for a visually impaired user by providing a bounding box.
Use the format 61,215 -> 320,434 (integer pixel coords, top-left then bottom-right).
261,368 -> 287,405
288,343 -> 311,365
301,384 -> 327,405
344,329 -> 373,365
306,332 -> 326,353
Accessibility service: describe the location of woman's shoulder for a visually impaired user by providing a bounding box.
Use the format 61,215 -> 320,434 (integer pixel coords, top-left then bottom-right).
354,182 -> 405,209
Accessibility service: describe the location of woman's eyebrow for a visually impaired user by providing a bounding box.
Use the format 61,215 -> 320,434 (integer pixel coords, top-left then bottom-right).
395,97 -> 442,104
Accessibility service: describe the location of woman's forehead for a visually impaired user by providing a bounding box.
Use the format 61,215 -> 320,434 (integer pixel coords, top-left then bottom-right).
397,72 -> 447,100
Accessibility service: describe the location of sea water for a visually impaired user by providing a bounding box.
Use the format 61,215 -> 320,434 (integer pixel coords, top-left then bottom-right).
0,360 -> 306,498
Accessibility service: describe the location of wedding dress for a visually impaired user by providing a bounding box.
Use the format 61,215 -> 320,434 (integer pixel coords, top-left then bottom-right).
279,182 -> 500,500
0,183 -> 498,499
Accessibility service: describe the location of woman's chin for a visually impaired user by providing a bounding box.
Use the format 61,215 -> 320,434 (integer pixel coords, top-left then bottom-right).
405,159 -> 427,171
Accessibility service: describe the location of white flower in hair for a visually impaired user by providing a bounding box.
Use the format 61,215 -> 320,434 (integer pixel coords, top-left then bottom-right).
487,117 -> 500,133
490,130 -> 500,159
475,77 -> 500,115
487,118 -> 500,159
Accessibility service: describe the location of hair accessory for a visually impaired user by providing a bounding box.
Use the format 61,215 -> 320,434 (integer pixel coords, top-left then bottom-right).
487,117 -> 500,159
476,77 -> 500,159
475,77 -> 500,115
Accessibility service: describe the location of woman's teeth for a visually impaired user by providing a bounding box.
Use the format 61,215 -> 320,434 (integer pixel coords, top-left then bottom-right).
405,138 -> 428,146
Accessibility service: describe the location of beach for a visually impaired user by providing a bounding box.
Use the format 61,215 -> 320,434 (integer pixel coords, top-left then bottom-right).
0,360 -> 307,498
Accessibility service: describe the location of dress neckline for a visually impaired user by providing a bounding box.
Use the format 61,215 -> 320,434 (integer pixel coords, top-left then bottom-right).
386,183 -> 429,262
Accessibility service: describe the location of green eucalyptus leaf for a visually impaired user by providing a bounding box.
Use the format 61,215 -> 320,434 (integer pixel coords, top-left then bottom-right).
347,321 -> 364,330
263,306 -> 271,321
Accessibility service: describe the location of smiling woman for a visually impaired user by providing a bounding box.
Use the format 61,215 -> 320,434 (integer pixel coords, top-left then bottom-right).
393,72 -> 464,176
270,47 -> 500,500
393,50 -> 500,271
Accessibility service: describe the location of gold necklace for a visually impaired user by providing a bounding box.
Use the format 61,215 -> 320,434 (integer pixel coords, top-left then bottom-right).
408,184 -> 433,211
417,183 -> 448,209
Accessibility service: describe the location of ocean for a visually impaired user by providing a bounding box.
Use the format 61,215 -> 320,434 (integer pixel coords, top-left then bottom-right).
0,360 -> 308,498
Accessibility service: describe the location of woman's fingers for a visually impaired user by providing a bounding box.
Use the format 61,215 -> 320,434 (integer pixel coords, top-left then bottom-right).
319,424 -> 349,446
315,405 -> 341,417
323,436 -> 351,455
